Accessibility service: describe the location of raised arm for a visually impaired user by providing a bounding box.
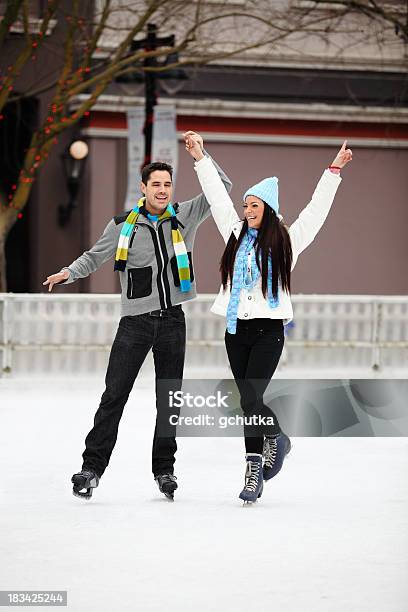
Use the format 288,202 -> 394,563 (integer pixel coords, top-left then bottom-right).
43,219 -> 118,291
176,131 -> 232,225
185,134 -> 239,243
289,141 -> 352,268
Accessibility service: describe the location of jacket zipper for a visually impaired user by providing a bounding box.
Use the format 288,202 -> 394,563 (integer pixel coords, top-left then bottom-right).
130,219 -> 166,309
129,269 -> 133,297
128,218 -> 173,309
157,221 -> 173,308
154,222 -> 168,308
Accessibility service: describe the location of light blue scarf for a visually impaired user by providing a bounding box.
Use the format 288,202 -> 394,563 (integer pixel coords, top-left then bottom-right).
226,228 -> 279,334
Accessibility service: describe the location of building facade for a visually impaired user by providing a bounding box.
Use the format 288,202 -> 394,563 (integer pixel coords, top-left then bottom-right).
1,1 -> 407,295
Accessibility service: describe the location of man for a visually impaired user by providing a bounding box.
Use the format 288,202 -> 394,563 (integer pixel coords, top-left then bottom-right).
44,132 -> 232,501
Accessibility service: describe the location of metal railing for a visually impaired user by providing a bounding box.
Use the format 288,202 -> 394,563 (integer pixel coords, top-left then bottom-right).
0,293 -> 407,377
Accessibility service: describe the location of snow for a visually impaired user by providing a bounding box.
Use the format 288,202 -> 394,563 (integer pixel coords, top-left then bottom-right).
1,378 -> 407,612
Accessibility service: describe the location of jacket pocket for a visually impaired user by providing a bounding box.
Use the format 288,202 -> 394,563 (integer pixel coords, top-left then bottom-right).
127,267 -> 153,299
170,252 -> 194,287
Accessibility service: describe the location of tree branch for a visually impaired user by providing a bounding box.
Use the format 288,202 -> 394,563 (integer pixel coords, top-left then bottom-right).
0,0 -> 59,114
311,0 -> 408,39
0,0 -> 24,49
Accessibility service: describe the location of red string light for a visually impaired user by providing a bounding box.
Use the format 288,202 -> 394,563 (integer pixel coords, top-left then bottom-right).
0,34 -> 92,218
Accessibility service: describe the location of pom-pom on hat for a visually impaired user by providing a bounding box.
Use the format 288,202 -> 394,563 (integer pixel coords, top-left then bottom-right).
243,177 -> 279,215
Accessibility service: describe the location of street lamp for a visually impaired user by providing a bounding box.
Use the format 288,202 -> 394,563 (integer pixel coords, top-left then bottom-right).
116,23 -> 187,166
58,139 -> 89,227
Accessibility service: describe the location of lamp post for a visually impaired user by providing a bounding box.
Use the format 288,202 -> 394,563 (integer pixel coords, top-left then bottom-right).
117,23 -> 187,167
142,24 -> 175,166
58,139 -> 89,227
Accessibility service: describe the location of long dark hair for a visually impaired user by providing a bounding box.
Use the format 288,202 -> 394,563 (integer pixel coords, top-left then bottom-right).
220,204 -> 293,299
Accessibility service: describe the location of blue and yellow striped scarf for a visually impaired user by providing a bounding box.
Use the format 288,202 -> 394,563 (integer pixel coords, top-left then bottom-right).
114,197 -> 191,292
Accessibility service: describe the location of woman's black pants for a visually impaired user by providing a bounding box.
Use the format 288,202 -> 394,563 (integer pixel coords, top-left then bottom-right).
225,318 -> 284,455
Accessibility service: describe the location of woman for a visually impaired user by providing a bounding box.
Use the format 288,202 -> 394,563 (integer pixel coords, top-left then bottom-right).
185,132 -> 352,504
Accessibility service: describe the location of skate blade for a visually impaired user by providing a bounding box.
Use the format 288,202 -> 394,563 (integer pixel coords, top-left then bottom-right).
164,492 -> 175,501
241,493 -> 263,505
72,487 -> 93,500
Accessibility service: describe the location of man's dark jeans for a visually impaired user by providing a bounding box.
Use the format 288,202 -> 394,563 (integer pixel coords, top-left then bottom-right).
82,306 -> 186,478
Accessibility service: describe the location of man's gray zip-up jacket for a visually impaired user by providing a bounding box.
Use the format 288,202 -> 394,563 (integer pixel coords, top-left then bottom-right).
62,155 -> 232,316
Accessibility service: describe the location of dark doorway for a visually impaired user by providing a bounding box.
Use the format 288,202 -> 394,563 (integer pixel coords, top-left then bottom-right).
0,97 -> 38,292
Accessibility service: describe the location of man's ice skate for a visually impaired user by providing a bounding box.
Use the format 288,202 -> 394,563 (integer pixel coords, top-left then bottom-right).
239,454 -> 263,505
155,474 -> 177,501
71,469 -> 99,500
263,432 -> 291,481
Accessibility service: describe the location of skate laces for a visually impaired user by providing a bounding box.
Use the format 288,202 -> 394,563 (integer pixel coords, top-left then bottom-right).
264,436 -> 278,468
74,470 -> 95,480
159,474 -> 177,484
244,460 -> 260,492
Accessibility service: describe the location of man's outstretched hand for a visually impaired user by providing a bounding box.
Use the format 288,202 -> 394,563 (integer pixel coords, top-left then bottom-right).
43,269 -> 69,292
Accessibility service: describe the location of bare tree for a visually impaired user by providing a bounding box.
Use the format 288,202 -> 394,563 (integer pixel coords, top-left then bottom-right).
0,0 -> 405,290
0,0 -> 333,291
304,0 -> 408,41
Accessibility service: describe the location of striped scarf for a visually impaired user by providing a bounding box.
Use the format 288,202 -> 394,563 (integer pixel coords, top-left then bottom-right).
114,197 -> 191,292
226,228 -> 279,334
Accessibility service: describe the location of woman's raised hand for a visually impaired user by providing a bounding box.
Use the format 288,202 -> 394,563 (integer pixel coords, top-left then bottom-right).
183,131 -> 204,161
331,141 -> 353,169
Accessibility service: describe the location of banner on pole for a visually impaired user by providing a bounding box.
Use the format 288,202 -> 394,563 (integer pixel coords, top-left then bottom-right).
152,105 -> 178,189
125,107 -> 145,208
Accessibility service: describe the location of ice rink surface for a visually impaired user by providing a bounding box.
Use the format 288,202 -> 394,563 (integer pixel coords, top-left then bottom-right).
1,378 -> 407,612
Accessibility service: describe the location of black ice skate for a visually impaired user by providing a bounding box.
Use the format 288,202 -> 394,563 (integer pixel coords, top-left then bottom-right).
155,474 -> 177,501
71,469 -> 99,500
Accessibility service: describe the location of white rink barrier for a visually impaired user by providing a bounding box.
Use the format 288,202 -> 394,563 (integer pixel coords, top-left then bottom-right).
0,294 -> 407,378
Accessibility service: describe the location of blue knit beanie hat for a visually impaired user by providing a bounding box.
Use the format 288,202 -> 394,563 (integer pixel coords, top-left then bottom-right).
243,177 -> 279,215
